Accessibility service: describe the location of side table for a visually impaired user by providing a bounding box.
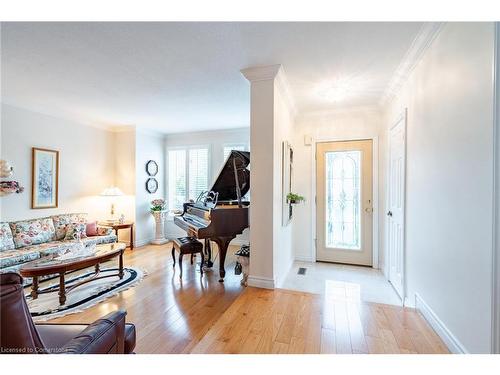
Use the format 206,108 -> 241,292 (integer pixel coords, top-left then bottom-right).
99,222 -> 134,250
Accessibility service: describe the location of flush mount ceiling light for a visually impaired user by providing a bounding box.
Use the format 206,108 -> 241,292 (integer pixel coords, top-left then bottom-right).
316,76 -> 365,103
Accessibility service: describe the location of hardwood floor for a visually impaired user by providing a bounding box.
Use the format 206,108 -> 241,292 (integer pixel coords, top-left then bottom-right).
47,244 -> 449,354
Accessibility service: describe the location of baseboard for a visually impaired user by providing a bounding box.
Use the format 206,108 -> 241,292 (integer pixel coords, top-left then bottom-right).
415,293 -> 468,354
134,238 -> 156,248
295,255 -> 315,262
230,238 -> 249,246
247,275 -> 275,289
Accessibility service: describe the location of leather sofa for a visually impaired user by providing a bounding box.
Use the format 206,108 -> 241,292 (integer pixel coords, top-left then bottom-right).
0,273 -> 136,354
0,213 -> 117,278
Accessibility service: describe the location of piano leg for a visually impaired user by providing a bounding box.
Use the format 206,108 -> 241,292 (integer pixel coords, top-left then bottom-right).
204,239 -> 213,268
212,236 -> 235,282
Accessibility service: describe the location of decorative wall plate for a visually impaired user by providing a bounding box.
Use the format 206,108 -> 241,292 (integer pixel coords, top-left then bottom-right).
146,178 -> 158,193
146,160 -> 158,176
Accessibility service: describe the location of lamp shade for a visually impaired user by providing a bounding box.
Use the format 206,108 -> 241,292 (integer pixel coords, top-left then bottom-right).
100,187 -> 124,197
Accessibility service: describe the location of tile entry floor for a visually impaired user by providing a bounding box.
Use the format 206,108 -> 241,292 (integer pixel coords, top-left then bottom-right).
281,261 -> 402,306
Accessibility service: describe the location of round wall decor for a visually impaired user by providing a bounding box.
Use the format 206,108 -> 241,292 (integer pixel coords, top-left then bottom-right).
146,178 -> 158,193
146,160 -> 158,176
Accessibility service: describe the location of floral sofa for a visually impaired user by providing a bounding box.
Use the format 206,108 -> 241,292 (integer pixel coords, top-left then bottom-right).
0,213 -> 117,275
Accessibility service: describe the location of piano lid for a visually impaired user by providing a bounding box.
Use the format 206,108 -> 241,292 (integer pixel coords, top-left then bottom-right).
210,150 -> 250,202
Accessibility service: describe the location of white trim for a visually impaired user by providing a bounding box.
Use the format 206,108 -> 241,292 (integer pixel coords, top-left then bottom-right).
311,135 -> 379,268
381,22 -> 444,105
241,64 -> 297,119
492,21 -> 500,354
241,64 -> 281,82
134,238 -> 155,248
295,255 -> 315,262
415,293 -> 468,354
247,275 -> 275,289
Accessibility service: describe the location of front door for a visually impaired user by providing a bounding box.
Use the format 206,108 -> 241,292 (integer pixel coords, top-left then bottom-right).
316,140 -> 373,266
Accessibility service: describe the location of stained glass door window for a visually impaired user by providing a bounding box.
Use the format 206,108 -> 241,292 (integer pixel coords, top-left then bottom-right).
325,151 -> 361,250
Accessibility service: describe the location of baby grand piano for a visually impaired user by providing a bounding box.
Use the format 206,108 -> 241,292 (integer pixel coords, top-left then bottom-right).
174,150 -> 250,282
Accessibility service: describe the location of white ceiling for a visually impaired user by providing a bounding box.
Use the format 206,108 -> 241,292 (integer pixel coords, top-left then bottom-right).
1,22 -> 423,134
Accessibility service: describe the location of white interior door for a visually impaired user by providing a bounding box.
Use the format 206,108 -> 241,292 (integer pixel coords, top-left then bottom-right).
387,113 -> 406,300
316,140 -> 373,266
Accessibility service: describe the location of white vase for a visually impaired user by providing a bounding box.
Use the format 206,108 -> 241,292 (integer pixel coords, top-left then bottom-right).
151,210 -> 168,245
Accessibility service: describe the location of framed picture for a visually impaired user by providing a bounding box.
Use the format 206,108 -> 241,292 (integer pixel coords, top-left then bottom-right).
146,160 -> 158,176
32,147 -> 59,209
146,178 -> 158,194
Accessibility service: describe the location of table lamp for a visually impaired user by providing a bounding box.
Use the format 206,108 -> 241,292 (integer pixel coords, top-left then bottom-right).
100,186 -> 124,223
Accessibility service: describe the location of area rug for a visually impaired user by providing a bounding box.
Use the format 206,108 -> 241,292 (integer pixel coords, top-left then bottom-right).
24,267 -> 146,322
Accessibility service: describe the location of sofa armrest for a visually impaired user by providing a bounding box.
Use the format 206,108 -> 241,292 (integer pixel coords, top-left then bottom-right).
56,311 -> 127,354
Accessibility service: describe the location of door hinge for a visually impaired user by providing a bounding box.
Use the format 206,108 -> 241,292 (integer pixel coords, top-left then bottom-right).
315,196 -> 317,205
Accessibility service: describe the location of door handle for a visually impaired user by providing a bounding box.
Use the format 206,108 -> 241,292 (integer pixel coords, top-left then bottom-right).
387,211 -> 393,217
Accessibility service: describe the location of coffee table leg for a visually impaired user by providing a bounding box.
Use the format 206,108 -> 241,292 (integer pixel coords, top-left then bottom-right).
119,251 -> 124,279
95,263 -> 100,274
58,273 -> 66,305
31,276 -> 39,300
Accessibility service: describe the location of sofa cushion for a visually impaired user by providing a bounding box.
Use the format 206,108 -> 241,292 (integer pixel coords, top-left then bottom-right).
0,222 -> 15,251
64,222 -> 87,241
81,234 -> 117,246
9,218 -> 56,249
52,213 -> 87,240
97,227 -> 113,236
28,241 -> 78,257
0,248 -> 41,268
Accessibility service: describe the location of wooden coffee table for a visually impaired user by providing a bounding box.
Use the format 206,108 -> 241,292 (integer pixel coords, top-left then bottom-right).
19,242 -> 126,306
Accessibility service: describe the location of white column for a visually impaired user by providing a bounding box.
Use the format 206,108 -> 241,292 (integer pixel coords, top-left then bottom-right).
241,65 -> 295,289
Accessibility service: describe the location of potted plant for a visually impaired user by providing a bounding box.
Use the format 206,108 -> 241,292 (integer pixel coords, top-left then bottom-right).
150,199 -> 168,245
286,193 -> 305,204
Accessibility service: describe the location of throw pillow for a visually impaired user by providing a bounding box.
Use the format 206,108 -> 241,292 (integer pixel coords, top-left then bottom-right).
64,222 -> 88,241
86,221 -> 98,237
97,227 -> 113,236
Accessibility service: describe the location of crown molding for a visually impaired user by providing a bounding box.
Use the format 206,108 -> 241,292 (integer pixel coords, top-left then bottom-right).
380,22 -> 445,106
241,64 -> 282,82
241,64 -> 297,118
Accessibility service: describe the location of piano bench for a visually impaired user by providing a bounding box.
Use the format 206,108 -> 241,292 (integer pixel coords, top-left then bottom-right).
171,237 -> 204,279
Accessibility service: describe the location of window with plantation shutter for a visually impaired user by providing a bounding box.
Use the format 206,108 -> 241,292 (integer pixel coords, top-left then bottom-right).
188,148 -> 209,201
167,149 -> 186,211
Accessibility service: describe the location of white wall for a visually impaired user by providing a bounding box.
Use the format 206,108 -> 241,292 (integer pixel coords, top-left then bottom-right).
383,22 -> 495,353
273,80 -> 295,287
0,104 -> 115,222
292,107 -> 383,265
135,130 -> 165,246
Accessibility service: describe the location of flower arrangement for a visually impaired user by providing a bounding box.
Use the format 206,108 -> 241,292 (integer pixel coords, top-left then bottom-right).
150,198 -> 166,212
286,192 -> 305,204
0,181 -> 24,195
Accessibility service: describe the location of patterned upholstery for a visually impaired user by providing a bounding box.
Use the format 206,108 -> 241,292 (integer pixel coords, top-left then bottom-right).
0,213 -> 118,275
64,222 -> 87,240
0,222 -> 15,251
51,213 -> 87,240
9,218 -> 56,248
0,248 -> 41,268
82,234 -> 117,247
